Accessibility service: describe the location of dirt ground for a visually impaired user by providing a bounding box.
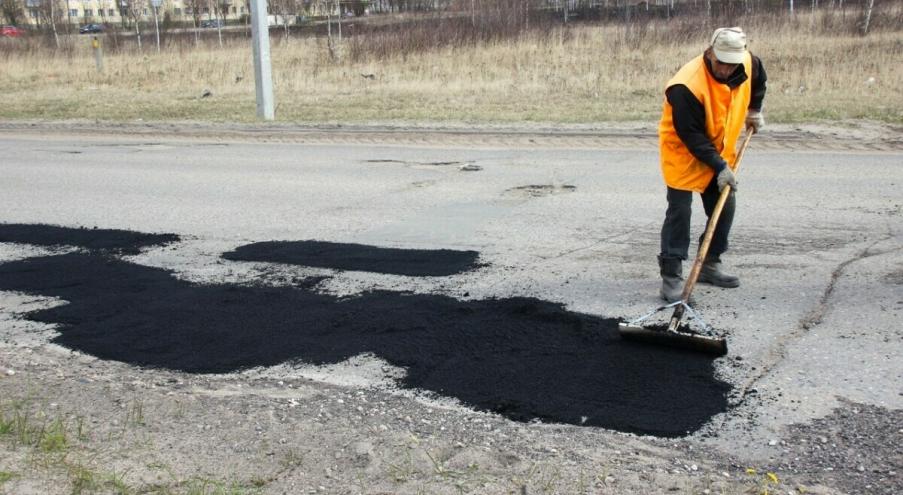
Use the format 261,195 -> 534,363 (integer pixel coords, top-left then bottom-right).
0,120 -> 901,495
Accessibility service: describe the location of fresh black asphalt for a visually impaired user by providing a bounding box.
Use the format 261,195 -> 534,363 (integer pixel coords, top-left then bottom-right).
0,223 -> 179,254
223,240 -> 481,276
0,224 -> 732,437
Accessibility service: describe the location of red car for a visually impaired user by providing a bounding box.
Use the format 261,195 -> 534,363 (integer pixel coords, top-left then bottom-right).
1,26 -> 25,37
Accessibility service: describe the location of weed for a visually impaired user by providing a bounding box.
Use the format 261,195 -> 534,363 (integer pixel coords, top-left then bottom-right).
69,461 -> 101,494
38,418 -> 68,453
0,407 -> 33,446
125,400 -> 145,427
0,404 -> 70,455
424,449 -> 449,476
172,400 -> 187,419
536,465 -> 562,494
576,469 -> 588,493
511,463 -> 539,494
745,467 -> 784,495
595,464 -> 613,487
249,475 -> 267,488
0,471 -> 16,485
183,477 -> 262,495
107,469 -> 133,494
280,449 -> 302,469
0,409 -> 13,435
75,415 -> 89,441
386,447 -> 417,483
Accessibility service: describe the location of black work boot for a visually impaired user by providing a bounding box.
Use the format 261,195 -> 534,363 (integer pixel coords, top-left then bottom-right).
658,255 -> 684,303
698,257 -> 740,288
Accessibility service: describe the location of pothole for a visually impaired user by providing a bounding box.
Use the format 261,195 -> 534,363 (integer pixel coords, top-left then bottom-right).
883,268 -> 903,285
364,159 -> 407,165
505,184 -> 576,198
364,159 -> 470,167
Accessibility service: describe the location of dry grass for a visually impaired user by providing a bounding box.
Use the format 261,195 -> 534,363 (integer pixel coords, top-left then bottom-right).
1,11 -> 901,124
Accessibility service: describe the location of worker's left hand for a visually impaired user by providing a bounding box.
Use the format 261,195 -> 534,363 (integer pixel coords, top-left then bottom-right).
716,167 -> 737,192
746,110 -> 764,133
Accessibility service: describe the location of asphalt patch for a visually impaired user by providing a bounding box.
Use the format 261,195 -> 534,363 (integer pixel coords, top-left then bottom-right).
0,223 -> 179,255
0,229 -> 732,437
223,240 -> 482,277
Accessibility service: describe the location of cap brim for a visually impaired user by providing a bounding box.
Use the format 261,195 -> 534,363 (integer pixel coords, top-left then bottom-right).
713,48 -> 745,64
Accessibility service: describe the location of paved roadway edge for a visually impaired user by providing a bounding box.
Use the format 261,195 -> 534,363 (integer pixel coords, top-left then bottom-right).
1,120 -> 902,151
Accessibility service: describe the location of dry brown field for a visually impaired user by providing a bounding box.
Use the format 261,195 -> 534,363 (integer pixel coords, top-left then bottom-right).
1,10 -> 901,125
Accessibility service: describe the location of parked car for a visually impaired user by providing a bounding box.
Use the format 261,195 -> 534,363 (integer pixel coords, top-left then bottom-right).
79,24 -> 103,34
200,19 -> 224,28
1,25 -> 25,37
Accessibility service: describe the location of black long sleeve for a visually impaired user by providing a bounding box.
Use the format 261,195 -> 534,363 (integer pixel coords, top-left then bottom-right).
749,55 -> 767,111
666,84 -> 728,172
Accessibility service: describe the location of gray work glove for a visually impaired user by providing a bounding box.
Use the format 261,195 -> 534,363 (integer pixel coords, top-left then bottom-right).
746,110 -> 764,133
716,167 -> 737,192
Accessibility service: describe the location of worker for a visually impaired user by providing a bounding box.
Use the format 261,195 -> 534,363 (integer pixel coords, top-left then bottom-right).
657,26 -> 767,302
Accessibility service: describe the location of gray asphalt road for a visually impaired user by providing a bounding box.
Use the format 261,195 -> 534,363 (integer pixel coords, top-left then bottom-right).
1,130 -> 900,485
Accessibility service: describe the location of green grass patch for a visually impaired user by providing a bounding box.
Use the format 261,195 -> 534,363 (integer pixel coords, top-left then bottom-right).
0,471 -> 17,485
181,477 -> 264,495
38,418 -> 68,453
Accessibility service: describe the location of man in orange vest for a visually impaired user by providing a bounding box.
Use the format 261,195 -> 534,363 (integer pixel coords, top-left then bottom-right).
657,27 -> 767,302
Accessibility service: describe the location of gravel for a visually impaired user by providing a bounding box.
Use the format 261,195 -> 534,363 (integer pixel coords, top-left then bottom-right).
778,399 -> 902,495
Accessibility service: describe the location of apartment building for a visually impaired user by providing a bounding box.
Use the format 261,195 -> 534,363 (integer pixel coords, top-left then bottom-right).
17,0 -> 336,25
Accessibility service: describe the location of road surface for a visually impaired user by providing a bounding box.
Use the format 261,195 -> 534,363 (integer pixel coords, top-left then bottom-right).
0,124 -> 900,494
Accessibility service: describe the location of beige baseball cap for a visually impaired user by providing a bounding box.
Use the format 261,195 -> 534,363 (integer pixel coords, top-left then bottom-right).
710,27 -> 747,64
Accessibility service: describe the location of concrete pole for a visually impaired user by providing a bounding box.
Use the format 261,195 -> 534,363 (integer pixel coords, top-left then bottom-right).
152,4 -> 160,53
92,36 -> 104,72
250,0 -> 275,120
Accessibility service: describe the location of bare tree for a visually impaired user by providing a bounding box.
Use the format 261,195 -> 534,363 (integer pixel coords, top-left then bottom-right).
1,0 -> 24,24
213,0 -> 230,45
65,0 -> 71,33
120,0 -> 143,49
242,0 -> 250,36
271,0 -> 298,42
149,0 -> 161,51
332,0 -> 341,44
316,0 -> 338,58
860,0 -> 874,34
348,0 -> 366,15
183,0 -> 203,43
34,0 -> 63,47
97,0 -> 109,23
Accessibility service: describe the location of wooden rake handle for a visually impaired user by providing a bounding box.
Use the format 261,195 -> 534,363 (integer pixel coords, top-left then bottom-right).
668,130 -> 755,331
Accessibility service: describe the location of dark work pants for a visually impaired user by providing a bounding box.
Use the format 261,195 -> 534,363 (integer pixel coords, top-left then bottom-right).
659,178 -> 735,261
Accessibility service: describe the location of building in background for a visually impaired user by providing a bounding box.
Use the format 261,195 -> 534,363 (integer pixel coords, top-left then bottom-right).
9,0 -> 343,26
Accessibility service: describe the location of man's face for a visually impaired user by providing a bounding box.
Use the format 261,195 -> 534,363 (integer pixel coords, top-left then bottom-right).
707,51 -> 740,80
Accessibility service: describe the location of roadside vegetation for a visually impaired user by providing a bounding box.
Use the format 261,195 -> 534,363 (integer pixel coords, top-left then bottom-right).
0,2 -> 901,124
0,399 -> 266,494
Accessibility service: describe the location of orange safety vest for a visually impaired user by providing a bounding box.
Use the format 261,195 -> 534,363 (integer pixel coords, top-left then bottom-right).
659,53 -> 752,192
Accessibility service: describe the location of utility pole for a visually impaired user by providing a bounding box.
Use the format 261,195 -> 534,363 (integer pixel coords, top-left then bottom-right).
151,0 -> 161,52
250,0 -> 275,120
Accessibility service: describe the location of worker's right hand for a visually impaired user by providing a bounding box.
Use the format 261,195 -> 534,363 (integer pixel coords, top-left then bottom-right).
716,167 -> 737,192
746,110 -> 764,133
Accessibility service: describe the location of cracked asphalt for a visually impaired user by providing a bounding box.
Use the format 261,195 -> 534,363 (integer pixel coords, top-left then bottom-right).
0,123 -> 901,494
